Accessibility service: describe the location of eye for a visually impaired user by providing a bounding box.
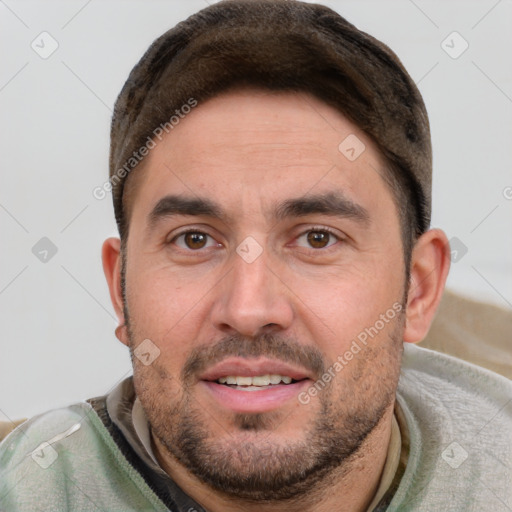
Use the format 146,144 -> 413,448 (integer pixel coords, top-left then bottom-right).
295,228 -> 341,250
171,230 -> 219,250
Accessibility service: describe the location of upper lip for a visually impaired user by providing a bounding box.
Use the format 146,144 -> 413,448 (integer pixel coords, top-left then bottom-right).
199,357 -> 313,382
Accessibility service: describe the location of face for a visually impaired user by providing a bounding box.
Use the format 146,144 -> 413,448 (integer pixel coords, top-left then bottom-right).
121,90 -> 407,500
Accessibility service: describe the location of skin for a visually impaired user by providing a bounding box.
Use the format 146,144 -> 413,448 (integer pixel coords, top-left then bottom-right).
102,90 -> 450,512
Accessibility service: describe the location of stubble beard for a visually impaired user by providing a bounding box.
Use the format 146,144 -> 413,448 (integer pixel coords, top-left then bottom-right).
127,319 -> 404,502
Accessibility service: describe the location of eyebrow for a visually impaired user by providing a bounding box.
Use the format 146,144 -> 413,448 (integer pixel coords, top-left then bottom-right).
148,191 -> 370,229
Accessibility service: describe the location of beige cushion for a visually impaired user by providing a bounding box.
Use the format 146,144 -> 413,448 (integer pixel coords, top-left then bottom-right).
0,418 -> 26,443
421,289 -> 512,379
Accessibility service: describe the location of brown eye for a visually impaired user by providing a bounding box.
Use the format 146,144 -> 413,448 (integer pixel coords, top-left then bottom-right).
172,231 -> 217,251
184,232 -> 208,249
295,229 -> 340,251
306,231 -> 332,249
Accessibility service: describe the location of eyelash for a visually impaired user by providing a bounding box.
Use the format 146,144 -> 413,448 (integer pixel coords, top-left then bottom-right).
168,226 -> 343,254
294,226 -> 342,252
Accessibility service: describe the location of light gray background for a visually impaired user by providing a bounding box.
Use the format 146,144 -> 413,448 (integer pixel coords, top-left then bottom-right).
1,0 -> 511,420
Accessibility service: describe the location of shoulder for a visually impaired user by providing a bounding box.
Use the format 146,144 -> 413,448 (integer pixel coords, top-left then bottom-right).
390,344 -> 512,511
0,401 -> 167,512
0,401 -> 95,468
399,342 -> 512,406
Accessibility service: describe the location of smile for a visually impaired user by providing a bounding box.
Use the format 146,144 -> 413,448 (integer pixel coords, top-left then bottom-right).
217,374 -> 295,388
198,358 -> 314,412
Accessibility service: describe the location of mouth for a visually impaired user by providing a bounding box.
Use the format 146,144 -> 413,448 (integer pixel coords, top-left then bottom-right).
198,358 -> 313,413
212,373 -> 304,391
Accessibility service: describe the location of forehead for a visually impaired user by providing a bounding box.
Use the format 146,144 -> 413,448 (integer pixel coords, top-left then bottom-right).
125,90 -> 394,227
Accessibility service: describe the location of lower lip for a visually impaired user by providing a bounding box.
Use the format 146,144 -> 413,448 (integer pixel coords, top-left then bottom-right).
200,380 -> 310,413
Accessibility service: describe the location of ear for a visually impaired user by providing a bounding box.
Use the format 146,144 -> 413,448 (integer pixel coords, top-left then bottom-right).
102,237 -> 129,346
403,228 -> 451,344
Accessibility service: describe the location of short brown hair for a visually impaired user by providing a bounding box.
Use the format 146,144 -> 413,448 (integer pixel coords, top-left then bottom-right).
109,0 -> 432,265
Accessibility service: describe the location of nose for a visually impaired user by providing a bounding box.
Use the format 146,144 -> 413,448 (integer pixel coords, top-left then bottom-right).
210,243 -> 294,338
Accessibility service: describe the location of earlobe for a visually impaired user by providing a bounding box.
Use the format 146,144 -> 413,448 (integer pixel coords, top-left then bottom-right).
403,229 -> 451,344
101,237 -> 129,346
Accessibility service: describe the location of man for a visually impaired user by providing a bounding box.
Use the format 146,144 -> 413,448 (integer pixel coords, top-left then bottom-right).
1,1 -> 511,510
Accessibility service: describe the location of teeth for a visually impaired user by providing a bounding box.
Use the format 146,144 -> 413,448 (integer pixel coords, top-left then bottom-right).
216,374 -> 294,386
236,376 -> 252,386
252,375 -> 270,386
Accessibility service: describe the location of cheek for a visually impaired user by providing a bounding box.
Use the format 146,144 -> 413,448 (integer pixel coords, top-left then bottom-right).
288,259 -> 403,355
125,262 -> 212,365
127,250 -> 211,317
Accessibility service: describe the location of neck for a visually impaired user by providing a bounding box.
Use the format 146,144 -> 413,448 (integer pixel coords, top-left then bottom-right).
152,402 -> 396,512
